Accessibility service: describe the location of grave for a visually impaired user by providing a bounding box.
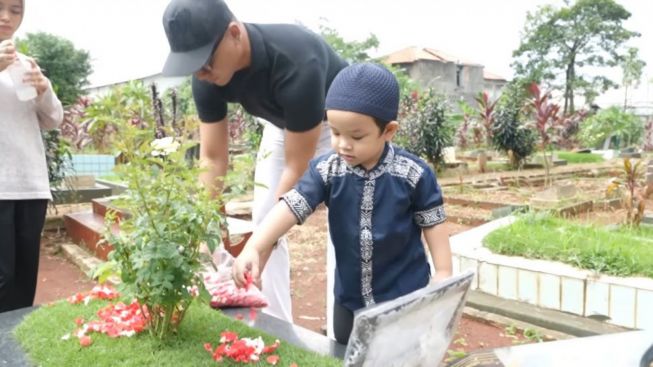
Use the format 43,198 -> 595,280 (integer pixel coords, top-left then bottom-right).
530,184 -> 578,209
0,306 -> 346,367
618,146 -> 642,159
52,175 -> 113,204
443,146 -> 468,169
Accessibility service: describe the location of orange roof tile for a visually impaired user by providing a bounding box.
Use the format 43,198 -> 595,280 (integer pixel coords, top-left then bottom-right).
383,46 -> 482,67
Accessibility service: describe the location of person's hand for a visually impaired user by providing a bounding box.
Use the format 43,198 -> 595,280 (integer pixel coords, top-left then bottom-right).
0,40 -> 17,72
232,247 -> 261,289
23,58 -> 49,96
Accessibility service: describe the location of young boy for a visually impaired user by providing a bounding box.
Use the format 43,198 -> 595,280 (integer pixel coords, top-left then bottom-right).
232,63 -> 452,344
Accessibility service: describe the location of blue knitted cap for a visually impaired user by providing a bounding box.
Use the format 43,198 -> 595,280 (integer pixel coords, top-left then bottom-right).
325,63 -> 399,122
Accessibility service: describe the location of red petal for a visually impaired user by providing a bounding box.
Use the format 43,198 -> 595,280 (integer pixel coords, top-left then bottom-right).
235,313 -> 244,320
79,335 -> 92,347
249,308 -> 257,322
266,355 -> 280,365
290,364 -> 298,367
203,343 -> 213,353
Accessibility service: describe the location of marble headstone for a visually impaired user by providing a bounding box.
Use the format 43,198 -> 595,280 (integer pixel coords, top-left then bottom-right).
343,271 -> 474,367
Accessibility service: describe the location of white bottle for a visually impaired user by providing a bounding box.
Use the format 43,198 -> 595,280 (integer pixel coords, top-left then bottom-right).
6,58 -> 37,101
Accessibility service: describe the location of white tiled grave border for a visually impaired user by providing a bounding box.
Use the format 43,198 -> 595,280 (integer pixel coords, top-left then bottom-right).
448,216 -> 653,330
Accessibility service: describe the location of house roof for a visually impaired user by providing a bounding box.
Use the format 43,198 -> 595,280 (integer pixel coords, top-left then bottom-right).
383,46 -> 483,67
483,70 -> 507,81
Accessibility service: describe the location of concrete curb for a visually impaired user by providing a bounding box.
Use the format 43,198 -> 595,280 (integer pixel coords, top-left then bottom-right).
466,290 -> 630,337
462,307 -> 573,341
61,243 -> 103,278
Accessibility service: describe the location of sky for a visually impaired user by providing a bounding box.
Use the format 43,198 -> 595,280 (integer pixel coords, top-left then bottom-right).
15,0 -> 653,106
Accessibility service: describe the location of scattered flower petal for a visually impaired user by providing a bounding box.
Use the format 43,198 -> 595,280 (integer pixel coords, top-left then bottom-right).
266,355 -> 280,365
79,335 -> 92,347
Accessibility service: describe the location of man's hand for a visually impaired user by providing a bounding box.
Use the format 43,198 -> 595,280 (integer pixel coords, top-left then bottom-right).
0,40 -> 17,72
232,247 -> 261,289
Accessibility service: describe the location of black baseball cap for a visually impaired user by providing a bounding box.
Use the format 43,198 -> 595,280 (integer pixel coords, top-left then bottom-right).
161,0 -> 234,76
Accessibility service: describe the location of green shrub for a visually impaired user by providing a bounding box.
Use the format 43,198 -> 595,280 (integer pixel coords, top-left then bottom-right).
578,107 -> 644,149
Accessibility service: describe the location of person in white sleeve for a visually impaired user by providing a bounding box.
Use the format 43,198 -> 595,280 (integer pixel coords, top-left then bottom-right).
0,0 -> 64,313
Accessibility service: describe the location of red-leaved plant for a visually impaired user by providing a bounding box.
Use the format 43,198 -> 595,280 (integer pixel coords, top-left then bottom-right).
527,83 -> 561,186
474,91 -> 497,147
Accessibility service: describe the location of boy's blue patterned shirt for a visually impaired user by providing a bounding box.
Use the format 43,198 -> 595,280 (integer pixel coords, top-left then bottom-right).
281,143 -> 446,311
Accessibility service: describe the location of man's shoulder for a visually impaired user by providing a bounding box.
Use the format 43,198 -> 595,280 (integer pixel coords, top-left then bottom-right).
252,23 -> 322,45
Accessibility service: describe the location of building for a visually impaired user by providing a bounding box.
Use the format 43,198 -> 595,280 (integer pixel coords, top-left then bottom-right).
383,46 -> 507,106
84,73 -> 187,98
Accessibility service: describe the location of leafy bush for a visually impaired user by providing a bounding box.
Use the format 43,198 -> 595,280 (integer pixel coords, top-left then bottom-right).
396,89 -> 455,170
578,106 -> 644,149
492,102 -> 537,168
98,91 -> 223,339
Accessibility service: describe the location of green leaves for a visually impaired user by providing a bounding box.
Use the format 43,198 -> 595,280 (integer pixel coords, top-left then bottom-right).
99,91 -> 225,339
396,90 -> 455,170
512,0 -> 640,114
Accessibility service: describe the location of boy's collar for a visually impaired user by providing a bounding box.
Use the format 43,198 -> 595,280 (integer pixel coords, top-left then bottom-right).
349,143 -> 395,179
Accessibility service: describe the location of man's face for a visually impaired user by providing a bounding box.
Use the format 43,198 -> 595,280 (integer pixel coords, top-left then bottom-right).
195,29 -> 241,86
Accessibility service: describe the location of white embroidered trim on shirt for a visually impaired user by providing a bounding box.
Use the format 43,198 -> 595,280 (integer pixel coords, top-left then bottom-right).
316,154 -> 348,183
360,179 -> 376,307
281,189 -> 313,224
415,205 -> 447,227
388,156 -> 424,188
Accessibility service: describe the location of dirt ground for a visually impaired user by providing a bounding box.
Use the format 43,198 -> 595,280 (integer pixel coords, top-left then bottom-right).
34,230 -> 95,305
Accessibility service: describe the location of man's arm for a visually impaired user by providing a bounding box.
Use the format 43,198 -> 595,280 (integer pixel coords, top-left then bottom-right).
275,123 -> 322,198
199,120 -> 229,197
423,224 -> 453,283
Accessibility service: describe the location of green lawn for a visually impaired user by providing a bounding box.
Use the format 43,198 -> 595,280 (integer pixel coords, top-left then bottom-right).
484,213 -> 653,278
15,300 -> 340,367
555,151 -> 604,164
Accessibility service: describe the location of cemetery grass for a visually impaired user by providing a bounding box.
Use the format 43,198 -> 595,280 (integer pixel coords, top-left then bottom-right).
14,300 -> 340,367
554,151 -> 604,164
484,213 -> 653,278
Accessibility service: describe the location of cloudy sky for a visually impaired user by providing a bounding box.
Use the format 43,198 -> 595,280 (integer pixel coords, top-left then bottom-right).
16,0 -> 653,106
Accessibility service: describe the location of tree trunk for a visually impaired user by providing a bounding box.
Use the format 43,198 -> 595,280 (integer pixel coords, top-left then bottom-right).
564,57 -> 577,115
623,86 -> 629,111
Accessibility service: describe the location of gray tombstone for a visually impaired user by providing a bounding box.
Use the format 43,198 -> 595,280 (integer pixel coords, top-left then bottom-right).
343,271 -> 474,367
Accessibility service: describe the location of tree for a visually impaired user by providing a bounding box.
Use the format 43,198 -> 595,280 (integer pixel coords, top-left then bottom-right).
512,0 -> 640,115
318,22 -> 418,98
17,32 -> 92,106
318,23 -> 379,63
620,47 -> 646,110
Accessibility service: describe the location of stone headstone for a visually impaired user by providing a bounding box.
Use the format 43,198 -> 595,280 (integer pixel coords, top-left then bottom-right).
530,184 -> 578,209
343,272 -> 473,367
443,147 -> 457,164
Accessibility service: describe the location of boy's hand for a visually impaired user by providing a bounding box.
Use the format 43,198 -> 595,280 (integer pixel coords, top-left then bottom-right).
232,247 -> 261,289
0,40 -> 17,72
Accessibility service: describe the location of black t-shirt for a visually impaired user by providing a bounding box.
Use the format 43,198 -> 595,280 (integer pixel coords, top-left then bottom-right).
192,23 -> 348,132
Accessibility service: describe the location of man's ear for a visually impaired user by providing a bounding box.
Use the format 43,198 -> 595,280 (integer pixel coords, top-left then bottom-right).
383,121 -> 399,140
227,22 -> 241,40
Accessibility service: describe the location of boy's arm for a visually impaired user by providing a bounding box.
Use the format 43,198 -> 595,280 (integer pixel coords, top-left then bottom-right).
232,202 -> 298,288
423,223 -> 453,283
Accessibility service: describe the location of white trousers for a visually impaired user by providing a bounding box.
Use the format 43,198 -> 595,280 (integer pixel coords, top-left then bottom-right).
253,120 -> 334,324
